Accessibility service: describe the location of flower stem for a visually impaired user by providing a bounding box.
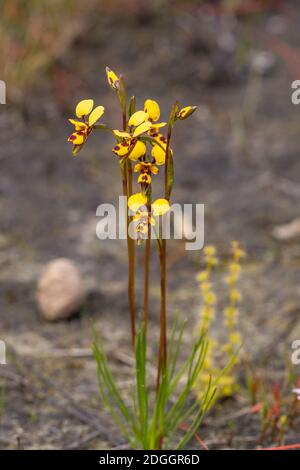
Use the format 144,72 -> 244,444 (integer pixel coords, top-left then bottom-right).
156,240 -> 167,392
156,122 -> 173,391
143,199 -> 151,333
127,162 -> 136,348
119,93 -> 136,349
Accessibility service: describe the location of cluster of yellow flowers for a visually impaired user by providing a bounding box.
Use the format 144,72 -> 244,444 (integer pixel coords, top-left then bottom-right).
195,242 -> 246,401
223,241 -> 246,358
68,66 -> 196,242
196,246 -> 218,333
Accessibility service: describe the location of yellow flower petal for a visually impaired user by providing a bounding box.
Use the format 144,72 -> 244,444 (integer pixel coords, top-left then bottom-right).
138,173 -> 151,185
133,121 -> 152,137
128,110 -> 148,127
128,193 -> 147,212
144,99 -> 160,121
69,119 -> 88,131
113,130 -> 131,138
112,140 -> 131,156
68,132 -> 86,145
88,105 -> 105,126
129,140 -> 146,160
106,66 -> 120,90
150,122 -> 167,131
151,144 -> 166,165
152,199 -> 170,216
75,99 -> 94,118
134,163 -> 142,172
150,132 -> 167,145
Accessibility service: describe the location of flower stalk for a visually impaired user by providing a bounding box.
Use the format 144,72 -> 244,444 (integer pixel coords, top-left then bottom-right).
157,102 -> 177,390
143,197 -> 151,333
116,70 -> 136,347
67,69 -> 202,449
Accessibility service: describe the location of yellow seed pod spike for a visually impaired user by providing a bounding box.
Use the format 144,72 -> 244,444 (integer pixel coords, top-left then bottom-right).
203,245 -> 216,257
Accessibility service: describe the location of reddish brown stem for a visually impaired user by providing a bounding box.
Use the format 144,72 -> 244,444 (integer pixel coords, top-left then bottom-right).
156,122 -> 172,391
120,94 -> 136,349
127,161 -> 136,347
156,240 -> 167,392
143,201 -> 151,333
122,169 -> 135,347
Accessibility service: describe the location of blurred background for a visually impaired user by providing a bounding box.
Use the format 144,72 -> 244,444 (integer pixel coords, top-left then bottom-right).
1,0 -> 300,449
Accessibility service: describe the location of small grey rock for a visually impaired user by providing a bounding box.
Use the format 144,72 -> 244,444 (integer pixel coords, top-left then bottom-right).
36,258 -> 85,321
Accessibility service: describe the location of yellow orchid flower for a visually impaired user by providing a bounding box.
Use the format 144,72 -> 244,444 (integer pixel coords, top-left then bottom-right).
135,214 -> 156,243
177,105 -> 197,120
68,99 -> 105,155
133,210 -> 156,237
115,100 -> 168,166
106,66 -> 120,91
134,162 -> 159,186
128,194 -> 170,243
112,119 -> 152,161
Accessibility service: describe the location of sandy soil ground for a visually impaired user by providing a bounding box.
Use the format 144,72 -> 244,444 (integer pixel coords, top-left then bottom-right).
1,2 -> 300,449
